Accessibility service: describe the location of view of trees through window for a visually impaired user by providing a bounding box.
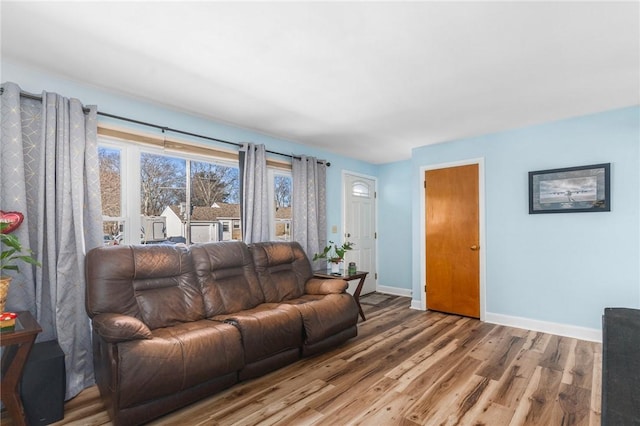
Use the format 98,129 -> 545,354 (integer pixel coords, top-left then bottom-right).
192,161 -> 239,207
99,144 -> 292,245
274,174 -> 292,240
140,153 -> 186,217
99,147 -> 123,245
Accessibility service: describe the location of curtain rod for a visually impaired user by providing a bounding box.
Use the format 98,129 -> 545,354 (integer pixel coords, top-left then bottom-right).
98,111 -> 242,149
98,111 -> 330,166
1,88 -> 330,166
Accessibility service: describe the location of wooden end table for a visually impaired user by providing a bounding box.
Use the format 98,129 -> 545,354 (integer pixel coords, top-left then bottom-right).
313,270 -> 369,322
1,311 -> 42,426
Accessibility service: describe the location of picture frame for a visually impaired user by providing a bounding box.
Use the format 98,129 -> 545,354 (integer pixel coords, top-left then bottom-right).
529,163 -> 610,214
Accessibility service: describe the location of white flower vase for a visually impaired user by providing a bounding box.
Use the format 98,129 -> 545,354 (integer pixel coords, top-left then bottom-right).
330,261 -> 341,274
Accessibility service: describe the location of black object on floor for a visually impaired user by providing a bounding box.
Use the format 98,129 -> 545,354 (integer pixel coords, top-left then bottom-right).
20,340 -> 66,425
601,307 -> 640,425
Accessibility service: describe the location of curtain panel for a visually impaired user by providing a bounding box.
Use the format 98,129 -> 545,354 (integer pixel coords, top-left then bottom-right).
0,82 -> 103,399
292,155 -> 327,268
239,143 -> 270,243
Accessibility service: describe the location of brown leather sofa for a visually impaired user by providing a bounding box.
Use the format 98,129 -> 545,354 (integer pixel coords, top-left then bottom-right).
85,241 -> 358,425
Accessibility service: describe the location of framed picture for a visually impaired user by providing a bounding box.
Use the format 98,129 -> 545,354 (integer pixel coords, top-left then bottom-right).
529,163 -> 610,214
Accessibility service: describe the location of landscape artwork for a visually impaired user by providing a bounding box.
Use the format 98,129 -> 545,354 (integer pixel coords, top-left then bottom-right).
529,163 -> 610,214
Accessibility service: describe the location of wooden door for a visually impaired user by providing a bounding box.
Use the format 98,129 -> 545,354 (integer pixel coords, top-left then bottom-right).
425,164 -> 479,318
344,173 -> 376,295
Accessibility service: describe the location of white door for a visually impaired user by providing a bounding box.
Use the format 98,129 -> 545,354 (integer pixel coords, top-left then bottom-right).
344,173 -> 376,295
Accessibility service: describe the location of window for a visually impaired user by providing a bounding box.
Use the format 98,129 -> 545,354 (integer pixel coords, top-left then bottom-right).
140,152 -> 186,243
99,140 -> 242,244
188,159 -> 240,242
191,160 -> 239,208
352,181 -> 370,198
271,171 -> 292,241
99,132 -> 287,245
98,146 -> 125,245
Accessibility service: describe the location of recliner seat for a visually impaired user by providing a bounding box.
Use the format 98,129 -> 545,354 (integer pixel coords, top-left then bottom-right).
250,241 -> 359,356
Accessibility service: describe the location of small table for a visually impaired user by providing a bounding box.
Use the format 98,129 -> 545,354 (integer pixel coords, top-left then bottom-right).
313,270 -> 369,322
1,311 -> 42,426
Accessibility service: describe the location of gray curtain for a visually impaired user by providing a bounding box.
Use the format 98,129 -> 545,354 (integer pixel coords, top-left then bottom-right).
292,155 -> 327,268
239,143 -> 270,243
0,82 -> 103,400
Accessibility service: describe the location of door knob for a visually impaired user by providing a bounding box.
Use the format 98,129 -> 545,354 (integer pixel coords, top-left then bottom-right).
346,233 -> 351,238
470,245 -> 479,251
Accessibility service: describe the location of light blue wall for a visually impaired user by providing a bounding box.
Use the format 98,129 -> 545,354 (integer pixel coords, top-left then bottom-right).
376,161 -> 412,291
2,60 -> 377,244
410,106 -> 640,330
5,61 -> 639,331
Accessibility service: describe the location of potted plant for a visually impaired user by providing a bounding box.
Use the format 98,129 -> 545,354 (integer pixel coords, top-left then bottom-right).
313,240 -> 354,274
1,219 -> 41,312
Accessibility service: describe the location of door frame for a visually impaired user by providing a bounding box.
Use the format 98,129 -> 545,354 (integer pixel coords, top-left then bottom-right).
419,158 -> 486,321
342,170 -> 378,292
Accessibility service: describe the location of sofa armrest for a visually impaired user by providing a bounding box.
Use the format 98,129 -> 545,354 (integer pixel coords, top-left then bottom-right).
305,278 -> 348,295
92,313 -> 153,343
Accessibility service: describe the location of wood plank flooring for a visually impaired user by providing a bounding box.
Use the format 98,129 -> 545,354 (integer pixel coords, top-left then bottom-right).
2,294 -> 602,425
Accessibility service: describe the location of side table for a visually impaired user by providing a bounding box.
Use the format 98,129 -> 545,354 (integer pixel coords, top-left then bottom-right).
313,270 -> 369,322
1,311 -> 42,426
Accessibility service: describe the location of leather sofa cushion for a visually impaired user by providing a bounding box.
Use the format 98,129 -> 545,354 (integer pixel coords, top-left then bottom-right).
191,241 -> 265,316
86,245 -> 205,329
250,242 -> 312,302
117,320 -> 243,408
213,303 -> 302,363
281,294 -> 359,345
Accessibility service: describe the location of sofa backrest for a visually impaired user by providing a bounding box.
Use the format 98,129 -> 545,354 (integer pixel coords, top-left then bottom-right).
85,244 -> 205,329
190,241 -> 265,316
249,241 -> 312,302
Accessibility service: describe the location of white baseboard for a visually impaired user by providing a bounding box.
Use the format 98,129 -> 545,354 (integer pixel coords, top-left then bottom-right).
410,299 -> 425,311
484,312 -> 602,343
387,294 -> 601,342
377,285 -> 412,298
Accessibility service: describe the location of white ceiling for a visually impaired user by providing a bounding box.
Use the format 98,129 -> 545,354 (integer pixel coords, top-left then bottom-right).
2,1 -> 639,164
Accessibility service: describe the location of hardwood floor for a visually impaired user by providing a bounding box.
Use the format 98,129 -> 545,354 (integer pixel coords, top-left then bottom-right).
2,294 -> 602,425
